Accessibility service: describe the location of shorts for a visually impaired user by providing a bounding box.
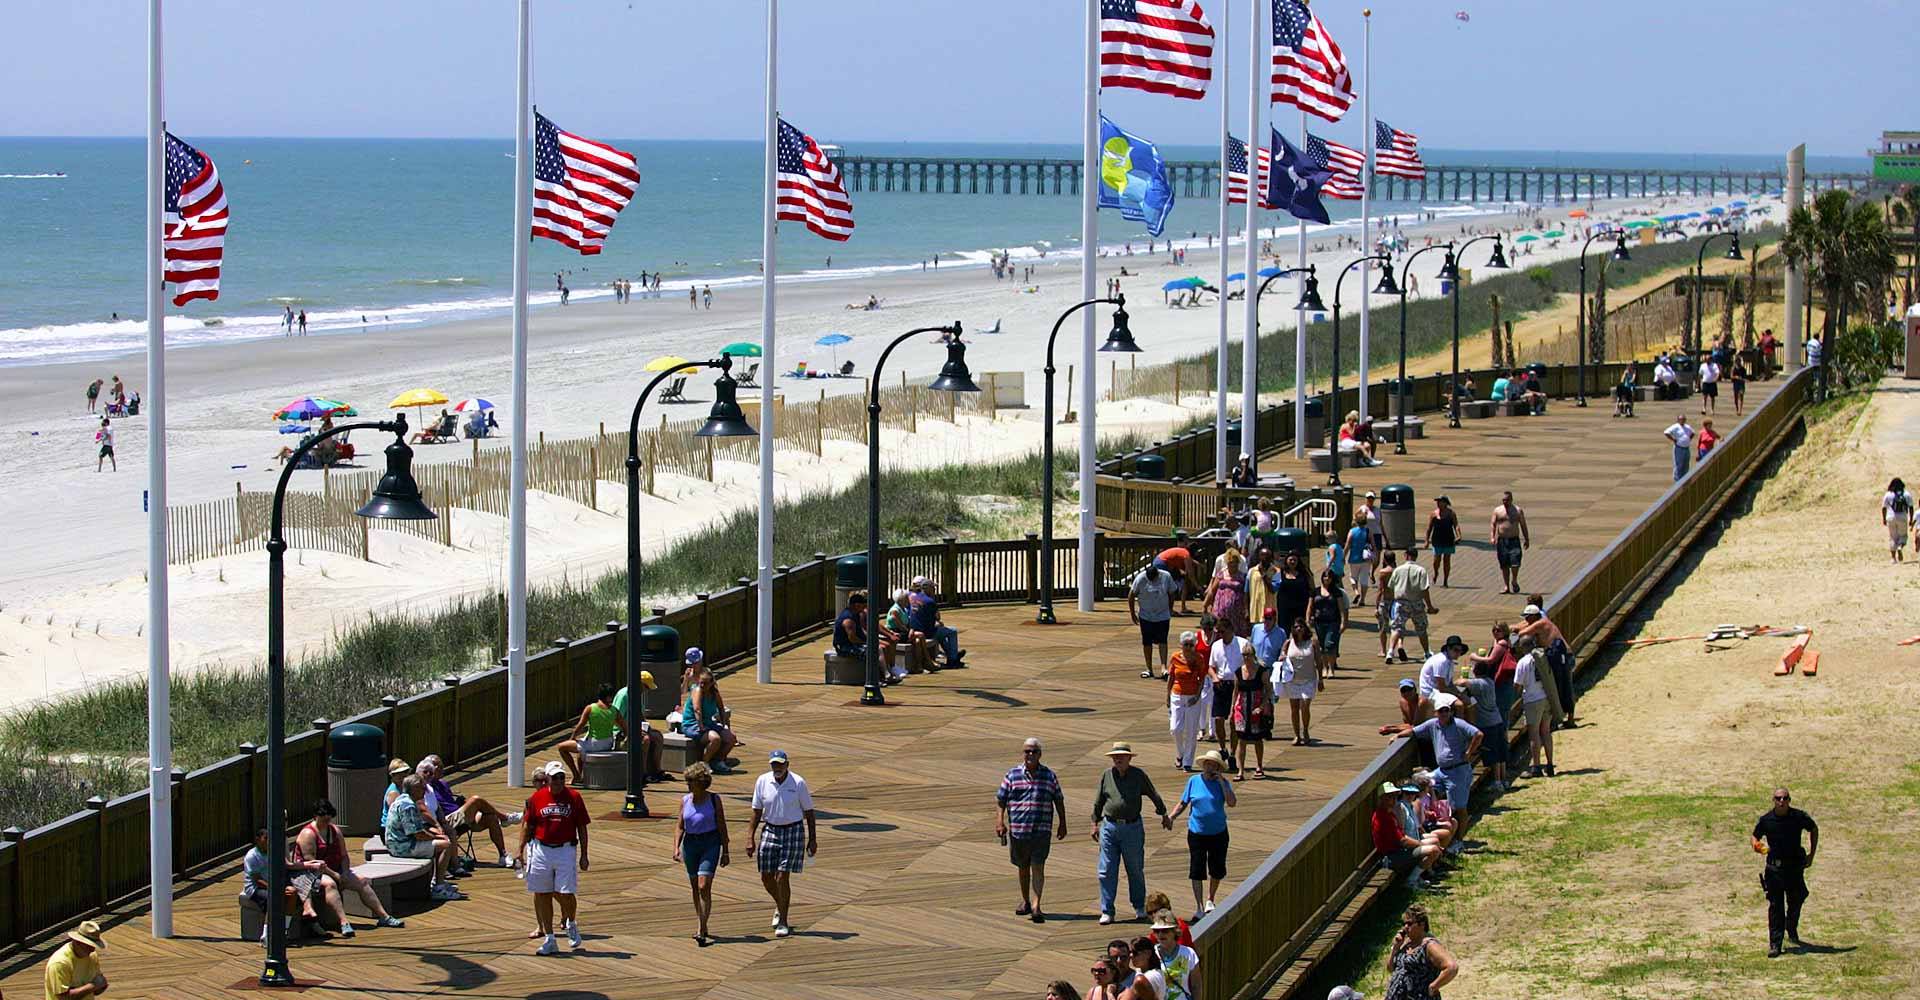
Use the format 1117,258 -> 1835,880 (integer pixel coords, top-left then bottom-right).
757,821 -> 807,874
525,840 -> 579,895
681,829 -> 724,878
1008,834 -> 1053,868
1211,684 -> 1234,720
1702,381 -> 1718,398
1380,848 -> 1416,873
1391,600 -> 1428,637
1523,698 -> 1548,728
1186,830 -> 1229,881
1431,545 -> 1456,557
1314,622 -> 1341,656
1139,618 -> 1171,647
388,833 -> 434,860
580,736 -> 616,753
1477,725 -> 1509,765
99,445 -> 114,457
1496,537 -> 1524,569
1890,517 -> 1909,550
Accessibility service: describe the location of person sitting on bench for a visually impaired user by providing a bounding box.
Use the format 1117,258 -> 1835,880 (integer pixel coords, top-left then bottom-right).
611,675 -> 668,783
1518,370 -> 1547,414
384,775 -> 465,901
243,825 -> 346,939
1653,356 -> 1679,400
1337,410 -> 1382,465
877,590 -> 914,683
292,799 -> 404,931
558,684 -> 628,785
835,591 -> 869,658
682,666 -> 741,773
908,576 -> 966,667
418,755 -> 522,869
1444,374 -> 1477,411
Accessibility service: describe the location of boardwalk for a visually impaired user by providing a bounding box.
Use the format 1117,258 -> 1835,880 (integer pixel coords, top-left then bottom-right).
0,381 -> 1781,1000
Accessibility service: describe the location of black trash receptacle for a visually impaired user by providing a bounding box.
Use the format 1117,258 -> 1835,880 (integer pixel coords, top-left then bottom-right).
834,554 -> 869,617
1271,526 -> 1309,561
1302,399 -> 1325,452
1387,377 -> 1418,420
1225,420 -> 1242,452
637,623 -> 682,720
1380,483 -> 1416,551
1135,454 -> 1168,481
325,723 -> 385,836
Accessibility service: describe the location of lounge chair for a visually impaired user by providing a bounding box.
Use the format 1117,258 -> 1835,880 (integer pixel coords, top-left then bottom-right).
839,360 -> 856,377
658,376 -> 688,404
737,363 -> 760,388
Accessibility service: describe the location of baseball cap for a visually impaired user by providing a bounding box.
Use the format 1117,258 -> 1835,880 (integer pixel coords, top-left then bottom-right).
541,761 -> 567,778
639,669 -> 657,691
768,749 -> 789,764
1522,604 -> 1543,617
911,575 -> 929,587
1378,781 -> 1402,796
685,646 -> 704,664
1364,490 -> 1377,499
1328,987 -> 1366,1000
1397,678 -> 1416,691
1432,693 -> 1459,711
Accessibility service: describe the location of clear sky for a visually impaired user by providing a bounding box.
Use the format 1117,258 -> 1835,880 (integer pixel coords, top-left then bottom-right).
1,0 -> 1909,160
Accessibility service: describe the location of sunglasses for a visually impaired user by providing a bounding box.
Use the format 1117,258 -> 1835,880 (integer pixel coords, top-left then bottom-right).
1773,795 -> 1790,801
1024,747 -> 1042,754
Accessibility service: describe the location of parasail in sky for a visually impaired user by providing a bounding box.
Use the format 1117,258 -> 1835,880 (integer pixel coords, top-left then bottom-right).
1454,10 -> 1470,22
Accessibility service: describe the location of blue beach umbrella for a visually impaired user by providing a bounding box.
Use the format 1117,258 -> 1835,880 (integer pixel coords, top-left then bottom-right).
1257,266 -> 1285,278
815,332 -> 852,365
1705,207 -> 1725,215
1227,272 -> 1247,282
1685,211 -> 1703,218
1729,200 -> 1748,207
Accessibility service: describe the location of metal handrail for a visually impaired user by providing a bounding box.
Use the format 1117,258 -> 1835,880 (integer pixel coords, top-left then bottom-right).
1283,497 -> 1338,532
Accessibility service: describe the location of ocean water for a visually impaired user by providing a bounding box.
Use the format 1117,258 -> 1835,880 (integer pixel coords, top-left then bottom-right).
0,137 -> 1867,366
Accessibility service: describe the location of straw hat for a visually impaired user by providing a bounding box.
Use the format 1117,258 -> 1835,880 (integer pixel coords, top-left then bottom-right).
1196,749 -> 1226,771
1103,742 -> 1135,757
67,919 -> 107,952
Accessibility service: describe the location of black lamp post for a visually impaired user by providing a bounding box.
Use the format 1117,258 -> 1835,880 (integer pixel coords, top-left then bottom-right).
1327,253 -> 1391,485
1445,235 -> 1507,427
1693,229 -> 1743,359
621,357 -> 755,818
1577,231 -> 1633,406
1039,297 -> 1138,624
863,324 -> 975,704
1250,266 -> 1325,467
262,416 -> 434,986
1390,243 -> 1448,455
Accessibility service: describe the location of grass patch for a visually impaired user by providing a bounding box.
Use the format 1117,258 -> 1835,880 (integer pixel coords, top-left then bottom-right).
0,433 -> 1146,829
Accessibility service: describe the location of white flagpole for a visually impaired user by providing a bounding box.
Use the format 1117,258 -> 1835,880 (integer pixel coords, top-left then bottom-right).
1294,107 -> 1307,460
756,0 -> 777,682
145,0 -> 174,938
1077,0 -> 1099,613
1356,9 -> 1372,422
506,0 -> 531,788
1214,2 -> 1231,485
1241,0 -> 1260,477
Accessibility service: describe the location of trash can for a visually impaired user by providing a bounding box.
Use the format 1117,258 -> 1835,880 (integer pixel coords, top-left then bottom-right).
1270,526 -> 1309,562
1302,399 -> 1325,453
834,554 -> 869,617
1225,419 -> 1242,452
1380,484 -> 1416,551
325,723 -> 386,836
1387,378 -> 1418,419
1134,454 -> 1167,481
637,623 -> 682,720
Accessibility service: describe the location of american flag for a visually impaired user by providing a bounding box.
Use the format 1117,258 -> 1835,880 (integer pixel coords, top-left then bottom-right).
1305,133 -> 1365,200
1271,0 -> 1353,122
1100,0 -> 1215,101
531,112 -> 640,255
1374,120 -> 1427,178
777,118 -> 854,242
163,133 -> 226,306
1224,135 -> 1273,208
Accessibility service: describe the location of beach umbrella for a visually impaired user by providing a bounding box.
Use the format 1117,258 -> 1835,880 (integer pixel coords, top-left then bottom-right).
452,398 -> 494,412
272,396 -> 356,421
1227,272 -> 1247,282
719,341 -> 762,358
389,387 -> 451,428
1685,211 -> 1703,218
1706,207 -> 1725,215
815,332 -> 852,365
1567,209 -> 1588,218
644,355 -> 692,372
1730,200 -> 1748,207
1513,234 -> 1539,243
1257,266 -> 1285,278
1623,220 -> 1654,229
1540,230 -> 1565,238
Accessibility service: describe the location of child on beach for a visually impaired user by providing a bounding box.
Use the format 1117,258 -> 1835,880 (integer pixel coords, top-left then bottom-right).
95,418 -> 115,472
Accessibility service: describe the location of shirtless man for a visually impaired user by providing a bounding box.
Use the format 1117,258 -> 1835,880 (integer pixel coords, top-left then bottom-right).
1512,599 -> 1571,728
1490,491 -> 1531,596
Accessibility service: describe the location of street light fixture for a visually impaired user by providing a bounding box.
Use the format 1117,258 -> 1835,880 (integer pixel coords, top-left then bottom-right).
1039,296 -> 1137,625
863,324 -> 974,704
1577,231 -> 1633,406
1393,243 -> 1452,454
1327,253 -> 1392,485
1445,235 -> 1506,427
262,416 -> 433,986
1693,230 -> 1744,360
621,356 -> 755,819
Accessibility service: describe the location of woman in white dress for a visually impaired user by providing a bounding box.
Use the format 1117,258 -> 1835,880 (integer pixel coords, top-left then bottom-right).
1274,620 -> 1321,746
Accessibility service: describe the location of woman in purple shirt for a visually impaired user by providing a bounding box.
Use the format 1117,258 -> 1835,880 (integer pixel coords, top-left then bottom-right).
672,761 -> 732,945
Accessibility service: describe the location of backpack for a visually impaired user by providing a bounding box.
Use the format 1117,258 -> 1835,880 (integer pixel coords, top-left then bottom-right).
1894,492 -> 1913,517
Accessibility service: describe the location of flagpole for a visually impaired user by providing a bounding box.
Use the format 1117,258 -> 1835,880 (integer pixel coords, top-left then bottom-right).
506,0 -> 531,789
1295,107 -> 1308,460
1241,0 -> 1261,478
1356,9 -> 1372,423
756,0 -> 777,682
1077,0 -> 1099,613
145,0 -> 174,939
1214,1 -> 1231,485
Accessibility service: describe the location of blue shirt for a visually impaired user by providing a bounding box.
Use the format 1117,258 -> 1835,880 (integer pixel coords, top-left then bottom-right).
1491,377 -> 1510,400
1326,542 -> 1345,578
907,592 -> 939,631
1182,774 -> 1230,835
1412,717 -> 1482,769
1249,622 -> 1283,666
1345,526 -> 1369,563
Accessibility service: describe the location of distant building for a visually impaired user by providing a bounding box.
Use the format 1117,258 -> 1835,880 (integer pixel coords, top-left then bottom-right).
1871,131 -> 1920,183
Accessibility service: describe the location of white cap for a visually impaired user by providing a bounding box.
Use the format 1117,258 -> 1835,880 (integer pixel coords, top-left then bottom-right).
1522,604 -> 1543,617
1328,988 -> 1366,1000
1431,693 -> 1459,711
911,575 -> 929,587
541,761 -> 567,778
685,646 -> 704,664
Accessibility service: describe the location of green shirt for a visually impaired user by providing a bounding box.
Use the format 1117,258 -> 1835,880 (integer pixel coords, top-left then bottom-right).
585,702 -> 617,740
1090,765 -> 1168,825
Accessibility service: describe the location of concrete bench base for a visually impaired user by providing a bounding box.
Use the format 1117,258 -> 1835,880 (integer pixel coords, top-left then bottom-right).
1459,401 -> 1496,420
662,731 -> 700,773
1497,401 -> 1542,417
581,751 -> 628,790
239,892 -> 341,942
344,856 -> 433,919
1307,449 -> 1371,472
363,837 -> 389,861
824,651 -> 865,685
1375,418 -> 1425,442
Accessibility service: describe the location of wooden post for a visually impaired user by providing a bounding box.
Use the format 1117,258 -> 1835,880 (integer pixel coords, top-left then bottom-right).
1024,532 -> 1040,604
646,438 -> 656,495
817,390 -> 825,455
909,387 -> 918,433
1064,364 -> 1077,422
587,442 -> 597,511
705,436 -> 714,481
472,438 -> 479,463
946,383 -> 955,424
359,517 -> 369,560
1109,360 -> 1117,401
941,536 -> 960,606
1172,364 -> 1181,405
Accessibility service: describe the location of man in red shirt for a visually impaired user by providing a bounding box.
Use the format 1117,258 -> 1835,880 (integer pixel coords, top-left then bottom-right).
518,761 -> 591,955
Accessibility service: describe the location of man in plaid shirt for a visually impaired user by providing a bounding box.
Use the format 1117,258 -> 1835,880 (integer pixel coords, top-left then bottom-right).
996,736 -> 1068,923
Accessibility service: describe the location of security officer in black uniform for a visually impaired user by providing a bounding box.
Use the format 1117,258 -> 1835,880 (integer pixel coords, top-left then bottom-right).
1750,786 -> 1818,957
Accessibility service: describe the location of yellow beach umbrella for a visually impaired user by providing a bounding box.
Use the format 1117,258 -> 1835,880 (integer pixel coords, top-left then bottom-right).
389,387 -> 451,431
644,355 -> 692,372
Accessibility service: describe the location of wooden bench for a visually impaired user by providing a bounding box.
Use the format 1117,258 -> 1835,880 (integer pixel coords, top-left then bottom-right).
879,636 -> 936,675
343,856 -> 434,919
581,751 -> 628,790
823,650 -> 866,685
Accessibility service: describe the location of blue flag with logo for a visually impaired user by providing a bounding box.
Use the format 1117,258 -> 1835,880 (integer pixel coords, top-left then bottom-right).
1097,114 -> 1175,238
1266,127 -> 1332,225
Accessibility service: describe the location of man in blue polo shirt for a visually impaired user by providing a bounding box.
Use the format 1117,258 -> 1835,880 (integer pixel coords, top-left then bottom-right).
908,576 -> 966,667
1383,693 -> 1483,814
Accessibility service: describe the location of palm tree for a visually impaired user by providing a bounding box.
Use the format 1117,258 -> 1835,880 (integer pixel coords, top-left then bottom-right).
1780,189 -> 1899,341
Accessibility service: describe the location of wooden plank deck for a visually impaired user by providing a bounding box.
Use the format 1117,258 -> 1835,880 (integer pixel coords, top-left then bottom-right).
0,381 -> 1781,999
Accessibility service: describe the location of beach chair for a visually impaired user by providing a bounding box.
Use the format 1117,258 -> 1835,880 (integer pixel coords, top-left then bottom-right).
839,360 -> 856,377
658,376 -> 688,404
737,363 -> 760,388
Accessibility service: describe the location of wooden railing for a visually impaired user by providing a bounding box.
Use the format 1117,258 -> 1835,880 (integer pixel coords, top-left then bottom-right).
1188,365 -> 1817,1000
1095,477 -> 1352,545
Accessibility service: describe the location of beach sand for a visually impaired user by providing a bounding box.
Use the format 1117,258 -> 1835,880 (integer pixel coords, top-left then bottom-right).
0,190 -> 1753,709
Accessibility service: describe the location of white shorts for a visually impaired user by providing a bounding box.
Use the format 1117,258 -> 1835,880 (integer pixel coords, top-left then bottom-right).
580,736 -> 616,753
1889,516 -> 1909,550
525,840 -> 578,895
